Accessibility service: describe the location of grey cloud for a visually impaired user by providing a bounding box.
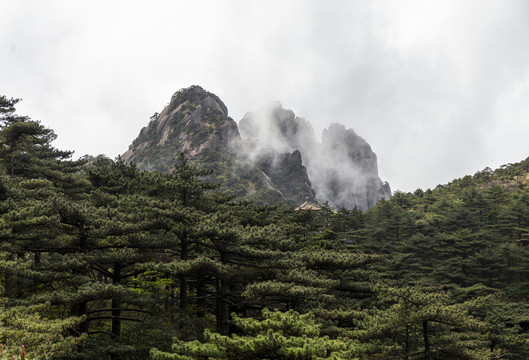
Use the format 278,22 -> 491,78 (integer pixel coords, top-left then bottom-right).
237,102 -> 390,210
1,1 -> 529,192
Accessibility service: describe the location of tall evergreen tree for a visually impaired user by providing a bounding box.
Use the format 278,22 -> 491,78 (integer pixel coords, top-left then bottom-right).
151,308 -> 364,360
0,96 -> 85,184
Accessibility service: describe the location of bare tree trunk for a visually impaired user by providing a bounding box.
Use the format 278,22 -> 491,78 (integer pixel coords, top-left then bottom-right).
179,234 -> 189,312
216,278 -> 229,335
196,277 -> 206,319
405,323 -> 410,360
179,274 -> 188,311
111,262 -> 122,360
423,320 -> 431,360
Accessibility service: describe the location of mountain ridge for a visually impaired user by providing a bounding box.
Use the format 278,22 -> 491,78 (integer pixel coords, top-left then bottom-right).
122,85 -> 390,209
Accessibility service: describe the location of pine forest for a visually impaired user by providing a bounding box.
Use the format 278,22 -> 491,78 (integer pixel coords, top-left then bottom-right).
1,95 -> 529,359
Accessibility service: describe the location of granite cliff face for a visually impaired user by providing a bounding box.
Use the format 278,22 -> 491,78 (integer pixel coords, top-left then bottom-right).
319,123 -> 391,209
122,86 -> 238,172
122,86 -> 315,206
238,102 -> 391,210
123,86 -> 390,209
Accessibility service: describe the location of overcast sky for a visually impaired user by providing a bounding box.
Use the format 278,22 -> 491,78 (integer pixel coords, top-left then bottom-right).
2,0 -> 529,192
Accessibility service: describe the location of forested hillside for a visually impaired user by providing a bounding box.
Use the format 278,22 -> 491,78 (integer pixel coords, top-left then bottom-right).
1,96 -> 528,359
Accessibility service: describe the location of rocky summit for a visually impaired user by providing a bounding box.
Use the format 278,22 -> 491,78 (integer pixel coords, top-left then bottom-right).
123,86 -> 390,209
239,102 -> 391,210
121,85 -> 238,172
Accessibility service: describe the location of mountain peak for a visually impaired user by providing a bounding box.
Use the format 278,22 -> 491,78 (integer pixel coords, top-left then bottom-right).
122,86 -> 390,209
121,86 -> 237,172
239,105 -> 390,210
169,85 -> 228,116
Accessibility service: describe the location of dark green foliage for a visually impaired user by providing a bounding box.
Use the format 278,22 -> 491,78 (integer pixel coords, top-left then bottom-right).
0,302 -> 84,359
2,94 -> 529,358
0,97 -> 86,184
151,309 -> 365,360
358,286 -> 495,359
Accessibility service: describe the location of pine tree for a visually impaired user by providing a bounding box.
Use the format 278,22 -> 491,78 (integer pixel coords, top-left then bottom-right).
59,156 -> 165,359
151,308 -> 365,360
0,96 -> 85,184
358,286 -> 494,359
0,301 -> 83,359
0,98 -> 89,358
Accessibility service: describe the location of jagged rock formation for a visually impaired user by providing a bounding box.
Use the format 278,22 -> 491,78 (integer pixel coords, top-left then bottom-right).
318,123 -> 391,209
239,102 -> 391,210
253,149 -> 316,205
122,86 -> 315,206
122,86 -> 238,172
123,86 -> 390,209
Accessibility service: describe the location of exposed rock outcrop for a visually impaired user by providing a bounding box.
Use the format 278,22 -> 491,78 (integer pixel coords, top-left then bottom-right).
238,102 -> 391,210
253,150 -> 316,205
122,85 -> 239,172
122,86 -> 315,206
123,86 -> 390,209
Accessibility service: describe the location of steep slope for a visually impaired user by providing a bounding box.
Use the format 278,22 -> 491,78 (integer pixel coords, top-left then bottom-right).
122,86 -> 315,206
318,123 -> 391,209
252,149 -> 316,205
123,86 -> 390,209
122,85 -> 238,172
238,102 -> 391,210
443,156 -> 529,191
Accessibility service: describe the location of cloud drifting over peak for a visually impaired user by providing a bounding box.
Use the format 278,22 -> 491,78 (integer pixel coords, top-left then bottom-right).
1,0 -> 529,192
